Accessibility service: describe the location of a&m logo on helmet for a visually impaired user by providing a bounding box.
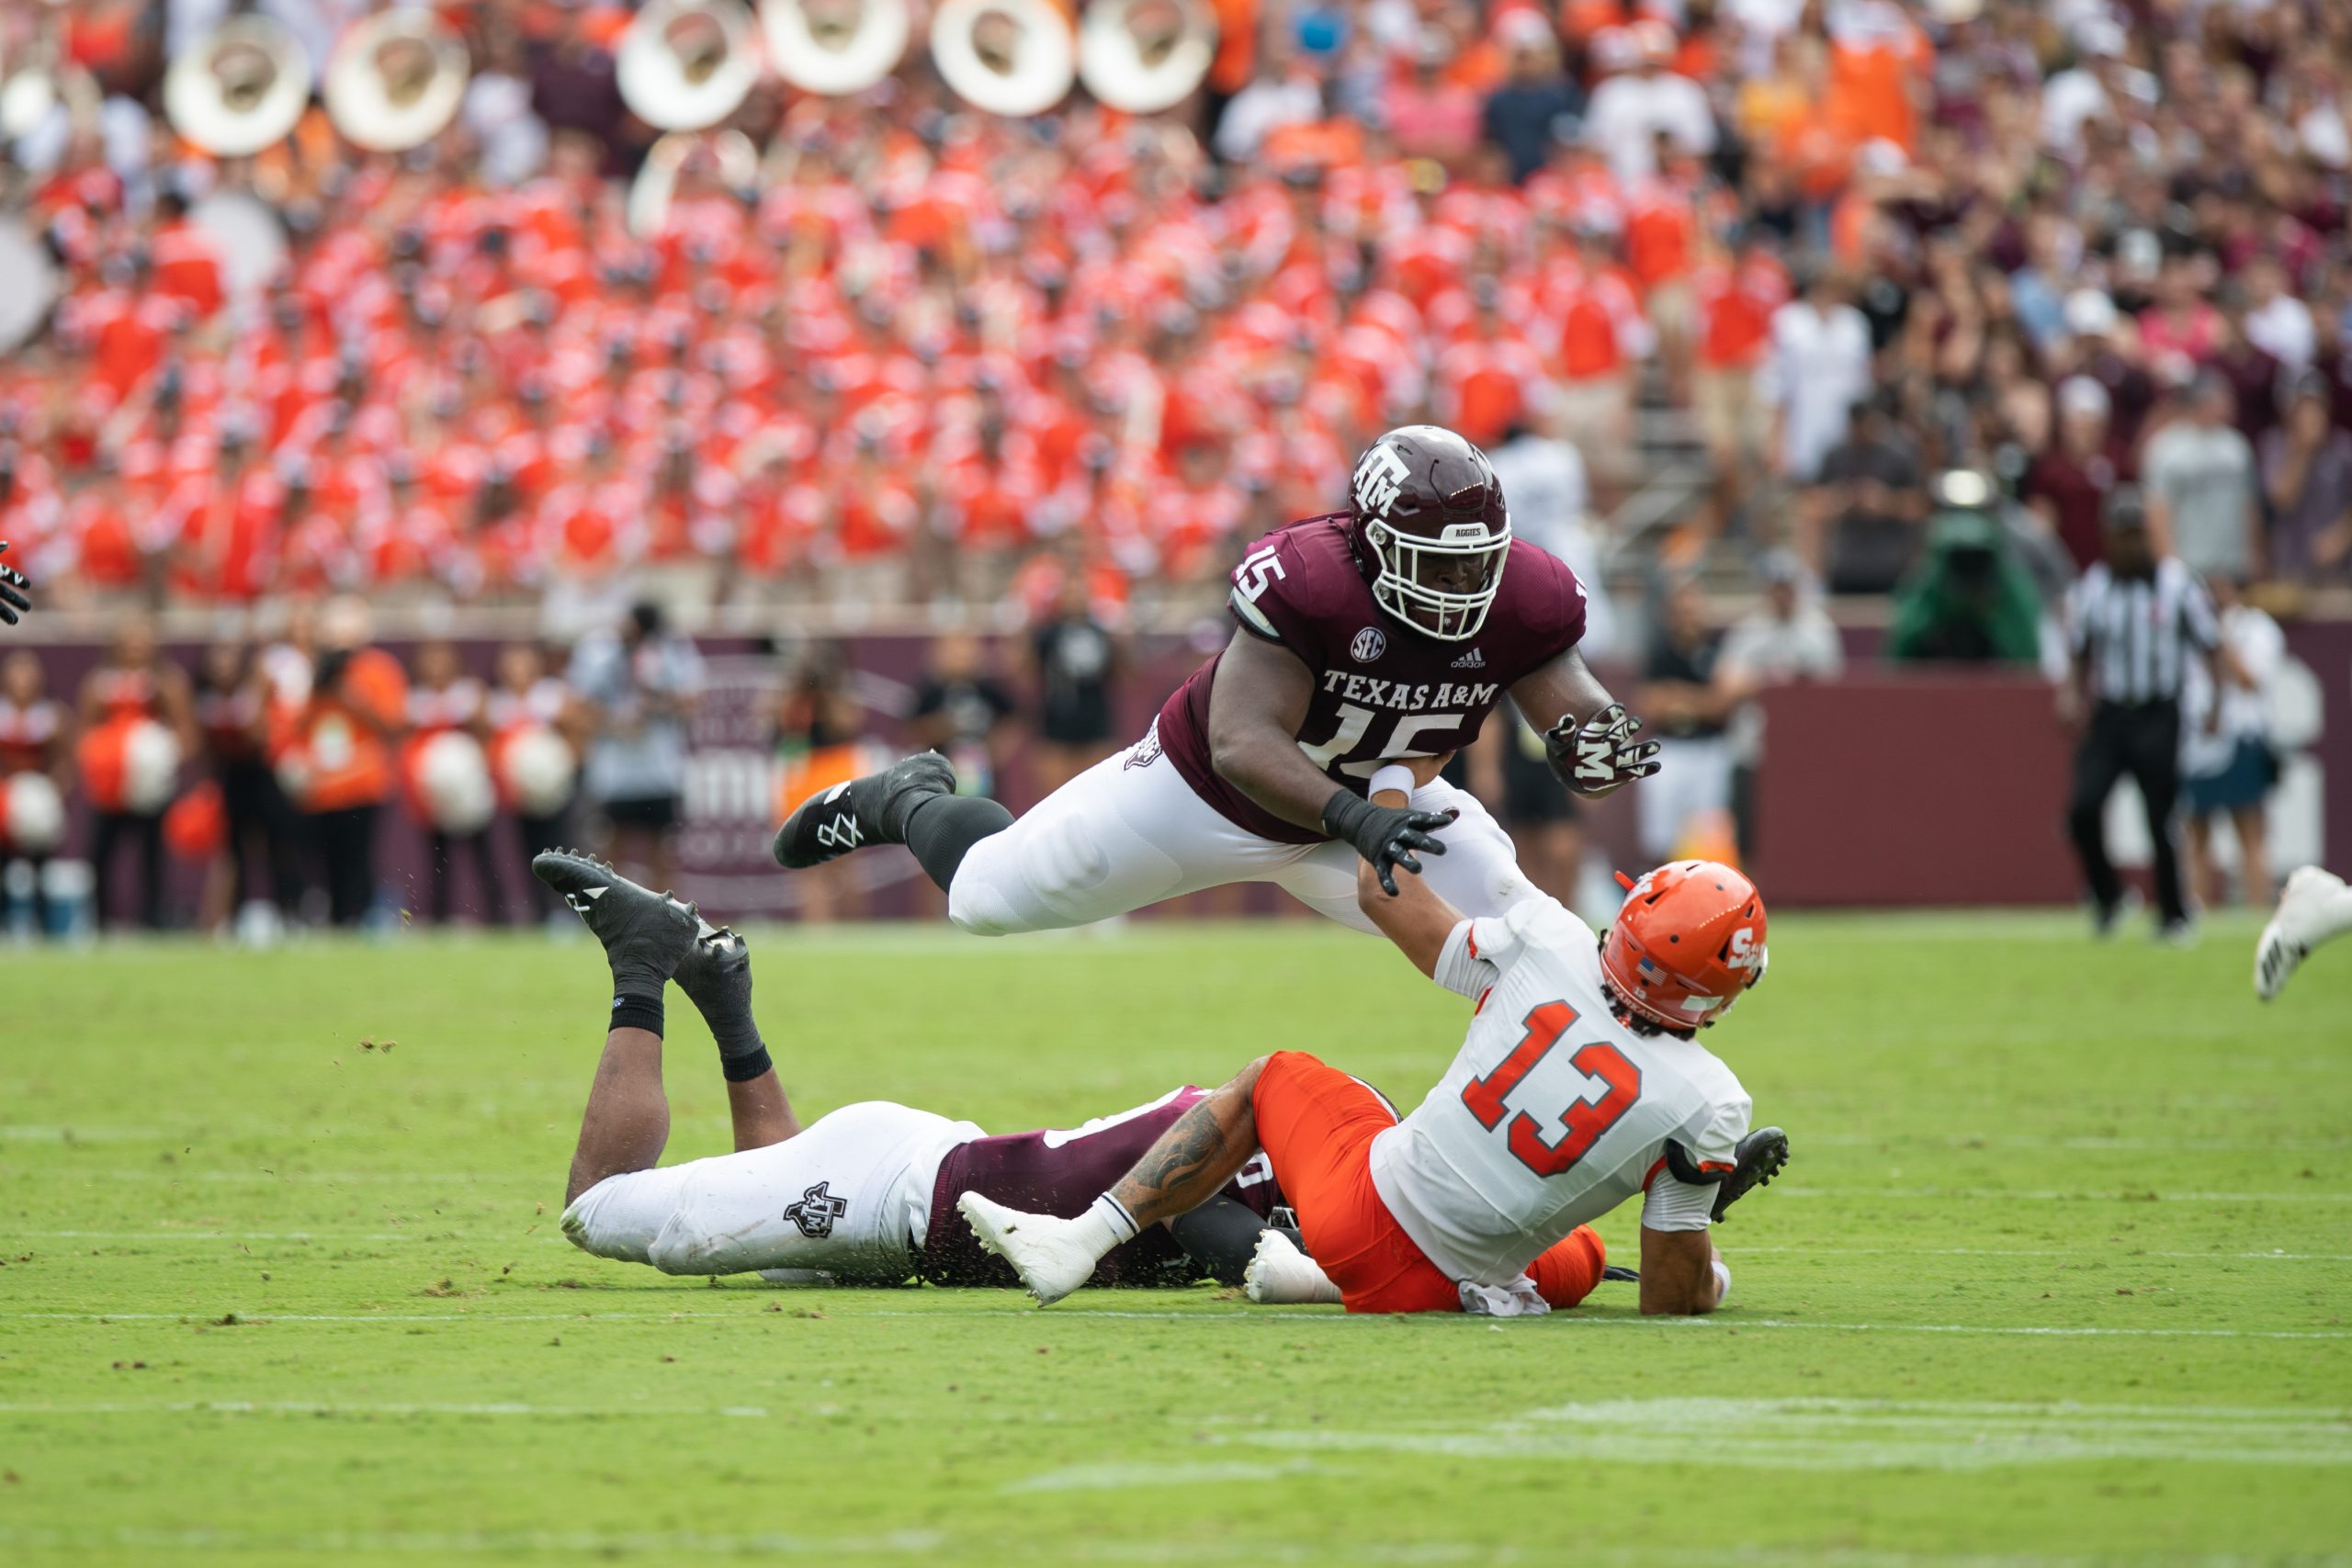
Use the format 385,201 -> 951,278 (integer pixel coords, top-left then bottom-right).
1352,440 -> 1412,519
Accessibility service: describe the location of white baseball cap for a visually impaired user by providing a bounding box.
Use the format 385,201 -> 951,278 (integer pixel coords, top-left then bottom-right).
2065,288 -> 2120,338
2058,375 -> 2111,419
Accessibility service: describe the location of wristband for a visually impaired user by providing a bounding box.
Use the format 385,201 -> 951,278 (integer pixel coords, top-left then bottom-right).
1320,785 -> 1371,840
1711,1258 -> 1733,1305
1366,763 -> 1417,802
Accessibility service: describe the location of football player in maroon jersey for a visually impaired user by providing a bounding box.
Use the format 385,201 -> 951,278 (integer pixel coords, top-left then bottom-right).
773,425 -> 1659,935
535,849 -> 1297,1290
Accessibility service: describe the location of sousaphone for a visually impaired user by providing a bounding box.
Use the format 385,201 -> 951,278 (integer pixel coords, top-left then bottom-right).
617,0 -> 761,132
324,8 -> 471,152
629,128 -> 762,237
1077,0 -> 1215,115
0,216 -> 59,355
0,18 -> 60,142
931,0 -> 1076,118
761,0 -> 911,96
164,13 -> 313,157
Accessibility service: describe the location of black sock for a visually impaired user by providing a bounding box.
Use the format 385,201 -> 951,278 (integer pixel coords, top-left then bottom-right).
608,989 -> 664,1037
901,794 -> 1014,895
720,1044 -> 774,1083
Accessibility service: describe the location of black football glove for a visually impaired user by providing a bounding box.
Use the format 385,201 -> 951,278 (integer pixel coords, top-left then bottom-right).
0,543 -> 28,626
1322,786 -> 1457,897
1544,703 -> 1662,798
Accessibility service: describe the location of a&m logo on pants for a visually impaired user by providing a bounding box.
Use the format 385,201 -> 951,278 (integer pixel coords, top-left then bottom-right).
785,1181 -> 849,1238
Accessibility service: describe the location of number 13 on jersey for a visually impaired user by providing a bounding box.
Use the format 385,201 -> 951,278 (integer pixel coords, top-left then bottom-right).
1461,1001 -> 1642,1179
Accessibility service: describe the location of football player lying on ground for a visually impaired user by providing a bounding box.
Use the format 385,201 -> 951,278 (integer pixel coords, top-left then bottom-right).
537,847 -> 1372,1290
960,775 -> 1789,1317
2256,864 -> 2352,1000
772,425 -> 1659,938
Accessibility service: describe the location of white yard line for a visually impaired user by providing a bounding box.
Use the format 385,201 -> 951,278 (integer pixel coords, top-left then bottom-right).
11,1234 -> 2348,1264
7,1230 -> 539,1242
1725,1247 -> 2352,1261
1770,1187 -> 2352,1201
0,1526 -> 2312,1567
6,1308 -> 2345,1338
1001,1458 -> 1323,1494
0,1126 -> 170,1143
0,1400 -> 770,1417
1798,1133 -> 2352,1152
0,1169 -> 542,1183
1236,1393 -> 2352,1472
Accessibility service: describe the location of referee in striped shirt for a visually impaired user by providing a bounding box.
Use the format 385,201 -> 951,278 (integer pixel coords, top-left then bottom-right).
2060,488 -> 2233,939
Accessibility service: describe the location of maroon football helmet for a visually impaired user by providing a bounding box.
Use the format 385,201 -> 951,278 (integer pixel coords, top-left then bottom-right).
1346,424 -> 1512,641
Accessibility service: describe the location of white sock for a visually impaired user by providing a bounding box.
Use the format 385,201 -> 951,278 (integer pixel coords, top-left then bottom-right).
2322,886 -> 2352,942
1069,1194 -> 1140,1259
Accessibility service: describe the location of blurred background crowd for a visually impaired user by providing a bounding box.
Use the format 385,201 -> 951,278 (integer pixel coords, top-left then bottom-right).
0,0 -> 2346,936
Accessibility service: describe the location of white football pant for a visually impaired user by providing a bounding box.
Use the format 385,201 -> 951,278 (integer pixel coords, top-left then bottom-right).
562,1101 -> 981,1280
946,731 -> 1540,937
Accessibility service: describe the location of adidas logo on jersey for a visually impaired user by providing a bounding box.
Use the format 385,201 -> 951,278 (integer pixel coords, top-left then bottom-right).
814,813 -> 863,852
1451,648 -> 1486,669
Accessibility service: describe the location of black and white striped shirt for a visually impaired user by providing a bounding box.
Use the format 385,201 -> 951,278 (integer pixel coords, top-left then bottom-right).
2064,558 -> 2220,705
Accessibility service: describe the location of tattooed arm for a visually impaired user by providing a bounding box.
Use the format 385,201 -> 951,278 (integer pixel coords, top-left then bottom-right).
1104,1057 -> 1270,1230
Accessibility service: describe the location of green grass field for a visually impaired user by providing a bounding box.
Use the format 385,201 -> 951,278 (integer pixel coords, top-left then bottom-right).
2,911 -> 2348,1567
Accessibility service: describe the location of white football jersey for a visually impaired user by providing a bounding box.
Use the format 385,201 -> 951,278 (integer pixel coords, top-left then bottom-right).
1367,897 -> 1752,1289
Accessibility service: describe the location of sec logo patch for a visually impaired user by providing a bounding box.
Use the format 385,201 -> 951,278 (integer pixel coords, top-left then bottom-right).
1351,626 -> 1386,662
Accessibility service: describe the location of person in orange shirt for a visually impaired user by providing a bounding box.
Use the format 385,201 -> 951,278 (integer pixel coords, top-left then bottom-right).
1825,1 -> 1931,157
288,598 -> 409,928
75,617 -> 195,931
147,188 -> 226,325
1432,278 -> 1546,450
1623,140 -> 1703,404
1547,221 -> 1651,508
1690,228 -> 1792,538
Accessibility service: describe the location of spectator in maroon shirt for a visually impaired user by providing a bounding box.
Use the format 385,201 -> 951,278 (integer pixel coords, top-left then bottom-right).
2261,375 -> 2352,582
2055,290 -> 2155,452
2025,376 -> 2134,572
2210,288 -> 2287,451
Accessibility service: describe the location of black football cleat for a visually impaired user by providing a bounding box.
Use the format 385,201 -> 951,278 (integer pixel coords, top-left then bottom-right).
1710,1126 -> 1790,1223
673,919 -> 756,1042
1601,1265 -> 1641,1283
533,849 -> 697,987
771,750 -> 955,870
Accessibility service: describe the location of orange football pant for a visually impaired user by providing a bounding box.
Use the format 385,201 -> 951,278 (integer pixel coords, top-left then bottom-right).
1250,1050 -> 1606,1314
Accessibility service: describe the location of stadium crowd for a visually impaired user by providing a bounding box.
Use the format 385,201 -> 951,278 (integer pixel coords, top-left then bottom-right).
2,0 -> 2347,931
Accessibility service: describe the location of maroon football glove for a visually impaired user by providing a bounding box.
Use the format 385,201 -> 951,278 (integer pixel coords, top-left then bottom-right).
1544,703 -> 1662,798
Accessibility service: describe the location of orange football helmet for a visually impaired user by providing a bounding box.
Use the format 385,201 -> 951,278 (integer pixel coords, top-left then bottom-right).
1601,861 -> 1770,1032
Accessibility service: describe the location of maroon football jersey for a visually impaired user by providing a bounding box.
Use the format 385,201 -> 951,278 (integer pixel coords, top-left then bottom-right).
1155,513 -> 1588,843
922,1088 -> 1285,1288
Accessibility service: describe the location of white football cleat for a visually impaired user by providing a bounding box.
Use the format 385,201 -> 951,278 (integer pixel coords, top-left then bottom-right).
2256,865 -> 2352,1001
957,1191 -> 1098,1306
1243,1229 -> 1342,1305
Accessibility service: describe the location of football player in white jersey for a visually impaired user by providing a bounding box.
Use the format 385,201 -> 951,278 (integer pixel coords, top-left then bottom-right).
961,770 -> 1788,1316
